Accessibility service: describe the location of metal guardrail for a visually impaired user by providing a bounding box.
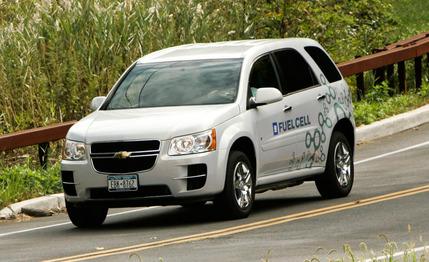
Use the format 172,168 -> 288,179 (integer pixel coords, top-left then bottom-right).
339,32 -> 429,77
338,32 -> 429,100
0,32 -> 429,167
0,121 -> 76,168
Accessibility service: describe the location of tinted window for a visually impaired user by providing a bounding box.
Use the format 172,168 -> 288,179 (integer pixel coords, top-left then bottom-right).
304,46 -> 342,83
248,55 -> 280,97
273,49 -> 318,94
105,59 -> 242,109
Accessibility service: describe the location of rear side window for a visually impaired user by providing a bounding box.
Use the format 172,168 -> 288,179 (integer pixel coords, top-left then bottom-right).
304,46 -> 342,83
248,55 -> 281,97
273,49 -> 318,94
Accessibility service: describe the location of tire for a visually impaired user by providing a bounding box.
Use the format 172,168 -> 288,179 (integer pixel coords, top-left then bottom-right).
316,131 -> 354,198
215,151 -> 255,219
66,200 -> 108,228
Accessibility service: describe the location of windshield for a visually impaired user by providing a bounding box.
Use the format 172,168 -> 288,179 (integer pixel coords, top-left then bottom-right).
105,59 -> 242,109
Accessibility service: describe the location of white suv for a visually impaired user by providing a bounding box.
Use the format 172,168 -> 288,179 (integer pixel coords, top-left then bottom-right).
61,39 -> 355,227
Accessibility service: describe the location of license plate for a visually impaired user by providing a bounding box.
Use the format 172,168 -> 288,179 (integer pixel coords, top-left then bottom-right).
107,175 -> 138,192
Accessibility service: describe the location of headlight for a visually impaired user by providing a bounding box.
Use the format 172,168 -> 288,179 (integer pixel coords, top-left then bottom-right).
63,140 -> 87,160
168,129 -> 216,156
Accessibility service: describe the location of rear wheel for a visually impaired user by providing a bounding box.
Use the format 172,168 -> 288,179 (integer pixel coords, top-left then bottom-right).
66,200 -> 108,228
215,151 -> 255,219
316,131 -> 354,198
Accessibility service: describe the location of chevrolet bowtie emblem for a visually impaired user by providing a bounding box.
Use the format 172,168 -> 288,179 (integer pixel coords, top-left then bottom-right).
113,151 -> 132,159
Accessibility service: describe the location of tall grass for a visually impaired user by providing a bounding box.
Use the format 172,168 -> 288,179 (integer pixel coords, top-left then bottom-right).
0,0 -> 269,133
0,0 -> 396,134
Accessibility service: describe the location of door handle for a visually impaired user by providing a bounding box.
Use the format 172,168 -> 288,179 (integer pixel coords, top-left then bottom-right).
283,105 -> 292,112
317,94 -> 326,101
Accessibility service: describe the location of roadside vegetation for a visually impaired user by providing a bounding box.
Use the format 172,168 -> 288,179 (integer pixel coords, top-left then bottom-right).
0,160 -> 61,209
303,227 -> 428,262
354,81 -> 429,126
0,0 -> 428,207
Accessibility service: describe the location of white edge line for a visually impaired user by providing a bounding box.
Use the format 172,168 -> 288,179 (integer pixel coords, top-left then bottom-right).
1,140 -> 429,238
355,140 -> 429,165
0,207 -> 157,238
365,245 -> 429,262
0,221 -> 72,238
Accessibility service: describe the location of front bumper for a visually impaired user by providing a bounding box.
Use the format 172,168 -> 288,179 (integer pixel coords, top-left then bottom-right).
61,142 -> 227,207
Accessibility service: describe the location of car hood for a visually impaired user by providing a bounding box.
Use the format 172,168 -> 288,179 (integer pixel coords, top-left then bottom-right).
67,104 -> 240,143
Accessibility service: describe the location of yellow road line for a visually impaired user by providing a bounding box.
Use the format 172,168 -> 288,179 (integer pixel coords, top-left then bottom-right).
45,184 -> 429,262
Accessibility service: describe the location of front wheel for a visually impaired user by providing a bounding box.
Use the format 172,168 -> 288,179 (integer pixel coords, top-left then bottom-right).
215,151 -> 255,219
316,131 -> 354,198
66,200 -> 108,228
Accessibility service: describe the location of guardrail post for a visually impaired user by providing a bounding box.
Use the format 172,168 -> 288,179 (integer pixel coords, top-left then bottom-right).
353,55 -> 365,100
415,56 -> 422,89
38,142 -> 49,169
427,54 -> 429,72
356,72 -> 365,101
398,61 -> 406,93
374,67 -> 386,86
387,64 -> 395,95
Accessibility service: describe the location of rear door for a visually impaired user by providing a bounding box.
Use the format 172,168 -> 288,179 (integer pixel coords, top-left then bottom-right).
303,45 -> 354,167
271,48 -> 325,170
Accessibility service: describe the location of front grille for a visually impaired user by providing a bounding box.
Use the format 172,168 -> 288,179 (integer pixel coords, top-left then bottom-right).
90,140 -> 160,174
92,156 -> 157,173
91,141 -> 160,153
89,185 -> 171,199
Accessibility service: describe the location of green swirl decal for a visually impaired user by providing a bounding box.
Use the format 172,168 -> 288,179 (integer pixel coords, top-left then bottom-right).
289,74 -> 352,170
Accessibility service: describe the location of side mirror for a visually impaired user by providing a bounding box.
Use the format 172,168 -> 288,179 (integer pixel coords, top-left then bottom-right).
90,96 -> 106,111
249,88 -> 283,108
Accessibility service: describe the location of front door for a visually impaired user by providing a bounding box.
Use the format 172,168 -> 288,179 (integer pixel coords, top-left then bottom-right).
249,54 -> 300,176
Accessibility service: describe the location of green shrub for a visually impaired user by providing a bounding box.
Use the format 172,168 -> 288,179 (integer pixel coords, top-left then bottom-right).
0,160 -> 61,208
365,81 -> 392,103
354,89 -> 429,126
419,82 -> 429,97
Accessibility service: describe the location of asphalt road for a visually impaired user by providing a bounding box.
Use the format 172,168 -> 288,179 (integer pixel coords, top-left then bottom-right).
1,123 -> 429,262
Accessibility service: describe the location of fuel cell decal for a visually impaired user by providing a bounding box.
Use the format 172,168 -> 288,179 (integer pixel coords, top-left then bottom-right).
272,115 -> 311,136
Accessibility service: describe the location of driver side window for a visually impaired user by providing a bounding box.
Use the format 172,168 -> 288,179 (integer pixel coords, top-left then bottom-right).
248,55 -> 281,98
